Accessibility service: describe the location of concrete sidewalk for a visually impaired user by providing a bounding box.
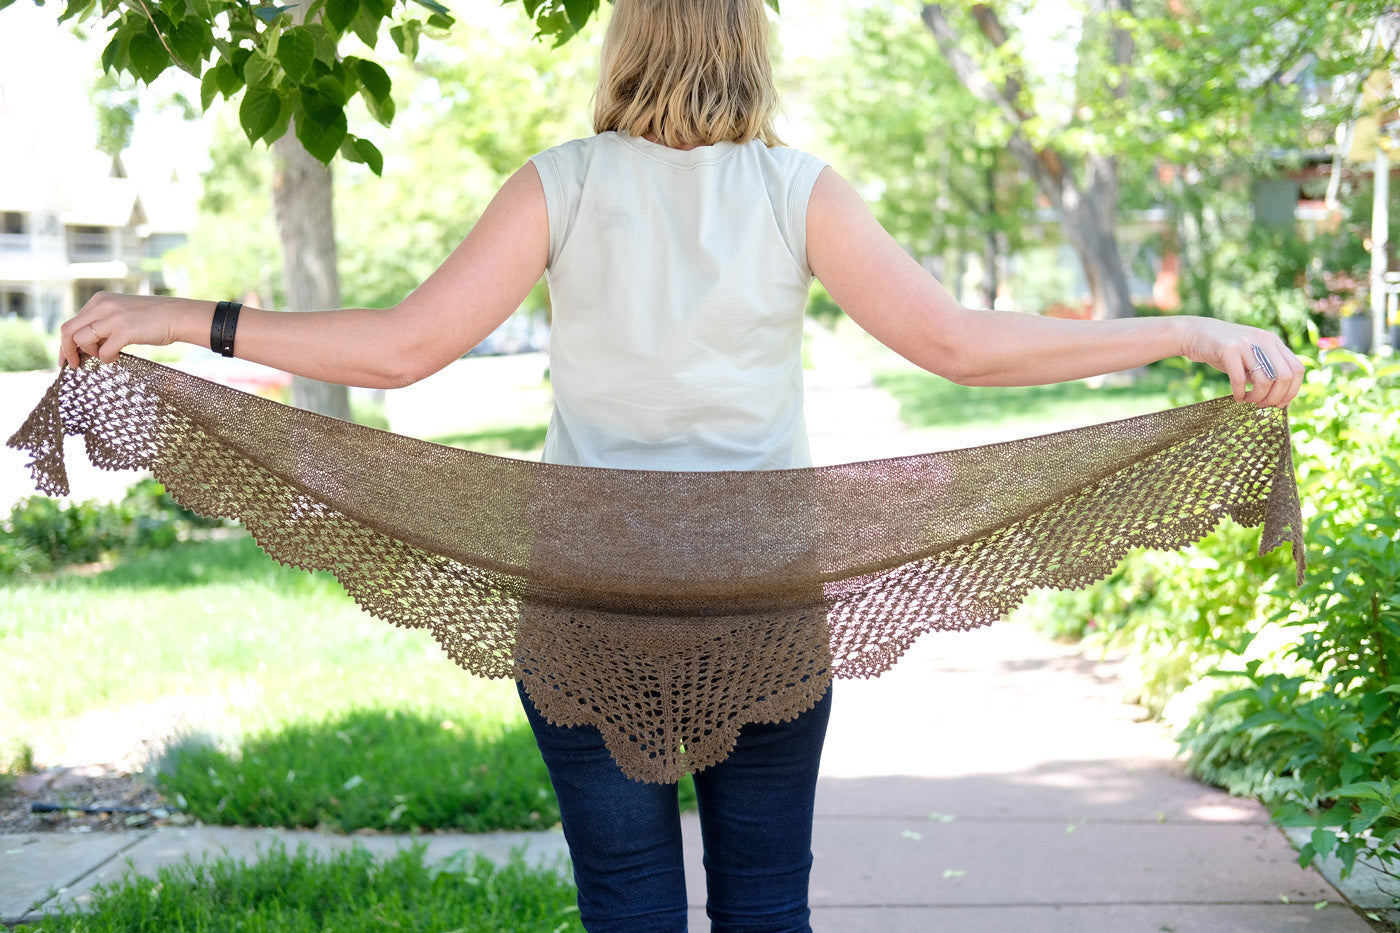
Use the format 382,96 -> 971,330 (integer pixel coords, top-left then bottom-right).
2,617 -> 1389,930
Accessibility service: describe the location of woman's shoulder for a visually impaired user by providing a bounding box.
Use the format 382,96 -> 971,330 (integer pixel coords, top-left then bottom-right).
533,133 -> 622,160
529,134 -> 631,180
760,143 -> 827,170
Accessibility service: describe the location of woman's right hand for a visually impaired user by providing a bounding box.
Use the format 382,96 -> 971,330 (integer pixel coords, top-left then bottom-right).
1178,316 -> 1303,409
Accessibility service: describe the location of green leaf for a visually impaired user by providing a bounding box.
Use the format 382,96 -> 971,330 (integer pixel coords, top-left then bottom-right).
314,74 -> 347,108
354,136 -> 383,174
303,23 -> 337,63
354,58 -> 390,102
58,0 -> 95,24
363,91 -> 393,126
171,18 -> 209,66
239,84 -> 282,143
265,88 -> 294,144
763,0 -> 778,12
1239,710 -> 1288,730
1331,782 -> 1387,801
326,0 -> 357,33
277,27 -> 316,83
562,0 -> 591,33
389,21 -> 419,59
294,101 -> 348,163
1310,827 -> 1338,854
243,50 -> 275,88
215,59 -> 242,97
350,4 -> 381,48
100,35 -> 126,73
264,21 -> 282,58
127,32 -> 170,84
0,0 -> 19,11
409,0 -> 448,16
200,67 -> 220,111
230,46 -> 254,78
340,134 -> 383,174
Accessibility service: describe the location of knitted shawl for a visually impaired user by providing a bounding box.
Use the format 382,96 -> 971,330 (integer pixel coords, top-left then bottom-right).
7,353 -> 1306,783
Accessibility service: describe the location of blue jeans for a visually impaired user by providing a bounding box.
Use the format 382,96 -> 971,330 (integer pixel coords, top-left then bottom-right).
516,680 -> 833,933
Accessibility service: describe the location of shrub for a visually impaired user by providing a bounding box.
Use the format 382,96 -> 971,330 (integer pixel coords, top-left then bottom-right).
0,477 -> 227,576
1025,347 -> 1400,880
0,316 -> 54,372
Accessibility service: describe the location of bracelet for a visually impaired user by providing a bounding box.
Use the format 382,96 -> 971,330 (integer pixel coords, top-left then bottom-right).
210,300 -> 242,357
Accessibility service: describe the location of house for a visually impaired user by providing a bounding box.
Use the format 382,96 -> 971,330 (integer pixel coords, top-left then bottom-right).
0,87 -> 193,334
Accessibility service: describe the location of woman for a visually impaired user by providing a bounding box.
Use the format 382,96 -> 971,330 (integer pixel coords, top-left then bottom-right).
58,0 -> 1303,928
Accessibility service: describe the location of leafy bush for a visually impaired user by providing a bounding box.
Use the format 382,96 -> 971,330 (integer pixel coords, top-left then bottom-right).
0,476 -> 226,576
0,316 -> 54,372
1025,346 -> 1400,881
1176,351 -> 1400,880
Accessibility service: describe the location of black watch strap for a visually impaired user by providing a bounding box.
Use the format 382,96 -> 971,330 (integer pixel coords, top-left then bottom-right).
210,300 -> 242,357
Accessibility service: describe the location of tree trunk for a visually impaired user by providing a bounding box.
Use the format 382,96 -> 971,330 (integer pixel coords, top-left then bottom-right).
271,126 -> 350,421
1060,180 -> 1136,322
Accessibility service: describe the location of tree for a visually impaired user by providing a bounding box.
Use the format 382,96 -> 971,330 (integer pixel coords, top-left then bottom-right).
921,0 -> 1139,324
918,0 -> 1398,336
808,0 -> 1038,310
171,13 -> 597,320
1126,0 -> 1397,340
3,0 -> 610,415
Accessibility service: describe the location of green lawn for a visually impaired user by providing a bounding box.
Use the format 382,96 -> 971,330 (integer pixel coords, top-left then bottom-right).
0,531 -> 697,832
827,316 -> 1219,449
13,840 -> 583,932
875,360 -> 1186,434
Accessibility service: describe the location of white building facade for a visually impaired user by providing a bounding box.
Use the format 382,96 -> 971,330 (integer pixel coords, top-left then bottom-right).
0,100 -> 192,335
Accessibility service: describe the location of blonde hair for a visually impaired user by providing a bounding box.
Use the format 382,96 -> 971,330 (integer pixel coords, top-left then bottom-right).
592,0 -> 785,148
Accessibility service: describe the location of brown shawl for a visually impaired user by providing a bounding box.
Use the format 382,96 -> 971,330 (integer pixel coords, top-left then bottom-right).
6,353 -> 1306,783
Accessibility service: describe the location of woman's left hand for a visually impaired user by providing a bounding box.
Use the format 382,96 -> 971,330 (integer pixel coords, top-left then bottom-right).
59,292 -> 181,370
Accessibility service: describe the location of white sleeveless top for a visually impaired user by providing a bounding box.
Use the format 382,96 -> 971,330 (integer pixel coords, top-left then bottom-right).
528,131 -> 828,471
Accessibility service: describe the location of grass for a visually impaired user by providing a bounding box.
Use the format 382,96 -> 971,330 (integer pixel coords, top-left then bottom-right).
13,839 -> 583,932
1,530 -> 696,832
873,357 -> 1194,438
430,423 -> 550,458
820,315 -> 1219,451
150,704 -> 560,834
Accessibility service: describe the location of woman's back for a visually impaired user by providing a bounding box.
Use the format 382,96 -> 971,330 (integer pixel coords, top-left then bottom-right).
530,130 -> 827,471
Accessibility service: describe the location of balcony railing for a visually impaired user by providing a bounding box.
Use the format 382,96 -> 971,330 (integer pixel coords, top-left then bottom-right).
68,231 -> 115,261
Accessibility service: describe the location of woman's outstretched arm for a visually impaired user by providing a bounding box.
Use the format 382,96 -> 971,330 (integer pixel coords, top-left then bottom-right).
805,166 -> 1302,408
58,162 -> 549,390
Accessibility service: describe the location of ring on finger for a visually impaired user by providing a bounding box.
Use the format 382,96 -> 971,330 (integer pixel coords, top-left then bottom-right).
1249,343 -> 1276,381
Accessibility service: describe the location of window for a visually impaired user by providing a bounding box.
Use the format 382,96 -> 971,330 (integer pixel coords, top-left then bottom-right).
2,212 -> 24,235
3,291 -> 29,317
69,225 -> 113,260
